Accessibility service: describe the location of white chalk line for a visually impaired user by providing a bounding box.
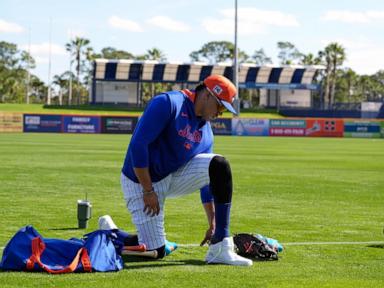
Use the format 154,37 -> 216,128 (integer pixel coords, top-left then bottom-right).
178,240 -> 384,247
1,241 -> 383,251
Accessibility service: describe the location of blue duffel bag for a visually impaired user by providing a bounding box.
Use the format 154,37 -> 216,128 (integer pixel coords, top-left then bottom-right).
0,225 -> 123,273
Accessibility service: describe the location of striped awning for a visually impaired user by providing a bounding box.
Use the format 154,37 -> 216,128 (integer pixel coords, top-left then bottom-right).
93,59 -> 323,90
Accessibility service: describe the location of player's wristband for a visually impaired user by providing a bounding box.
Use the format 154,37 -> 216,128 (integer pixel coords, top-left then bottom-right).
142,188 -> 155,195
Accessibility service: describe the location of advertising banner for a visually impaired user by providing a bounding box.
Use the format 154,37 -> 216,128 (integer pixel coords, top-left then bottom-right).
101,116 -> 138,134
305,119 -> 344,137
232,118 -> 269,136
269,119 -> 306,136
63,116 -> 100,133
343,121 -> 381,138
381,122 -> 384,138
0,112 -> 23,132
23,114 -> 62,133
210,118 -> 232,135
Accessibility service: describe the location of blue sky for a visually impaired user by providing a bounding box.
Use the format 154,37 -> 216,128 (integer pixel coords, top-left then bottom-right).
1,0 -> 384,83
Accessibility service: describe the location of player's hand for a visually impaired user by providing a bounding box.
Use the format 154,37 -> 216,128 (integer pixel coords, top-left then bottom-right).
200,226 -> 215,246
143,191 -> 160,217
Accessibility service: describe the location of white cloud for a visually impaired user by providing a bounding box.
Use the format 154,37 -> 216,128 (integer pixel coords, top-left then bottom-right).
20,42 -> 67,56
322,10 -> 384,24
108,16 -> 143,32
0,19 -> 24,33
202,8 -> 299,35
320,37 -> 384,75
202,18 -> 267,35
146,16 -> 190,32
366,11 -> 384,20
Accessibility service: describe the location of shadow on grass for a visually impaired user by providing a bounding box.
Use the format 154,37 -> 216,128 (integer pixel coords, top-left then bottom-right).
123,257 -> 206,269
367,244 -> 384,249
0,260 -> 206,274
48,227 -> 81,231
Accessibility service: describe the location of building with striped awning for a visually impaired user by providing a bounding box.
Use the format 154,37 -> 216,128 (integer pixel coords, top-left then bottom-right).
91,59 -> 323,108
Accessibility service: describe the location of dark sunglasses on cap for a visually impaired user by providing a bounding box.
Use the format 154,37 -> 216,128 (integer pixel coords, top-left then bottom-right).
206,88 -> 226,113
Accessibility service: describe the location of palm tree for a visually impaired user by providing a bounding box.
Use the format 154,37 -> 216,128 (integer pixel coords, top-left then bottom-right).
324,43 -> 346,107
316,50 -> 330,108
145,48 -> 167,61
98,47 -> 134,60
343,68 -> 358,103
65,37 -> 91,104
358,75 -> 374,101
277,41 -> 303,65
251,48 -> 272,65
139,48 -> 167,98
300,53 -> 322,65
53,71 -> 76,105
370,71 -> 384,101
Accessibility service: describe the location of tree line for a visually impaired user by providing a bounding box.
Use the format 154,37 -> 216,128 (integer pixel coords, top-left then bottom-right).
0,38 -> 383,108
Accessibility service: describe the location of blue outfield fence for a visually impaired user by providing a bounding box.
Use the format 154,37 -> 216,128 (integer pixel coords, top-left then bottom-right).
101,116 -> 138,134
21,114 -> 384,138
343,121 -> 382,138
210,118 -> 232,135
23,114 -> 62,133
63,116 -> 101,134
232,119 -> 269,136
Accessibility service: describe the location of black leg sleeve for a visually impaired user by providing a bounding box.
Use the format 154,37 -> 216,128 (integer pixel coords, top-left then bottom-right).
208,156 -> 233,203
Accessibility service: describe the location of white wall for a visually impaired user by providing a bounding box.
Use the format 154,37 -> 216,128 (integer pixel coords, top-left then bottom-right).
259,89 -> 268,106
280,90 -> 311,107
94,82 -> 138,104
260,89 -> 311,108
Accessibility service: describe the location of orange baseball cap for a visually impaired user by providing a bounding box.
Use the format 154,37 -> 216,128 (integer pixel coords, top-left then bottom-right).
203,75 -> 238,114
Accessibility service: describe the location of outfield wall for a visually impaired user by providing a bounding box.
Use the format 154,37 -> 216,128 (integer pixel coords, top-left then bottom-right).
0,112 -> 23,132
1,112 -> 383,138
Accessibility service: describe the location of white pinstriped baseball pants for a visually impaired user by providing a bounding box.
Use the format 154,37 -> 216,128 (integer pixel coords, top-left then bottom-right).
121,153 -> 218,250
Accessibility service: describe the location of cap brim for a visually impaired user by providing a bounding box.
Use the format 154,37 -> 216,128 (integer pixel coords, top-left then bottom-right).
220,100 -> 238,115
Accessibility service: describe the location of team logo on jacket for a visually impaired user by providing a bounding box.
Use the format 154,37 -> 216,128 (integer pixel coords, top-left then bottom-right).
178,125 -> 202,143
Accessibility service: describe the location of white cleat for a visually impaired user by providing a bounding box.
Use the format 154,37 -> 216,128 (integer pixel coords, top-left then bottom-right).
205,237 -> 253,266
98,215 -> 118,230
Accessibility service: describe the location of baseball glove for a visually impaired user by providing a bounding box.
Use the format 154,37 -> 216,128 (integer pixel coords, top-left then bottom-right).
233,233 -> 279,260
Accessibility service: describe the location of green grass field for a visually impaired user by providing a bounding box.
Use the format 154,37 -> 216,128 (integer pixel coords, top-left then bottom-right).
0,133 -> 383,287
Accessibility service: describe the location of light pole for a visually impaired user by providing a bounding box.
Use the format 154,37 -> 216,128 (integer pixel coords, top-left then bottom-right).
68,30 -> 73,105
26,27 -> 31,104
233,0 -> 240,115
47,17 -> 52,105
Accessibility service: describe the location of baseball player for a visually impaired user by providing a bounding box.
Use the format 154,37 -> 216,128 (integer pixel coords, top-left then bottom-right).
121,75 -> 252,266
